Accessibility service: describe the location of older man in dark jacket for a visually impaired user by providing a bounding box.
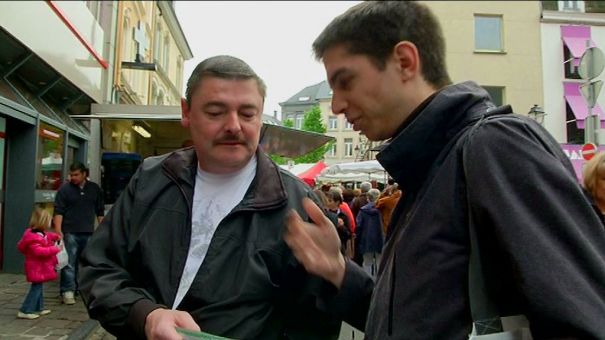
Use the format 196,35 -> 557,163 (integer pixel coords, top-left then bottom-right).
79,56 -> 372,340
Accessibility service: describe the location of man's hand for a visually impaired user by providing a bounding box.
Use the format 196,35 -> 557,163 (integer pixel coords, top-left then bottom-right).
285,197 -> 346,288
145,308 -> 201,340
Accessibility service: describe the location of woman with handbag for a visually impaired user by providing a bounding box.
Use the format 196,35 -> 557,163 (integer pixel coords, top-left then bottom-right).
16,207 -> 61,319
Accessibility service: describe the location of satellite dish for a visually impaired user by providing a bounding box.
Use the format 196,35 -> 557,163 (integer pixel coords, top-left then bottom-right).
578,47 -> 605,80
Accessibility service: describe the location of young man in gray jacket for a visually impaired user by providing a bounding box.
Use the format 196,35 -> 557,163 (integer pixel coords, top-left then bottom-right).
285,2 -> 605,339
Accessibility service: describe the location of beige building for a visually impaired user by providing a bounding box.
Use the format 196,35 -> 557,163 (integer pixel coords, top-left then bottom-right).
425,1 -> 543,117
282,1 -> 544,165
101,0 -> 193,157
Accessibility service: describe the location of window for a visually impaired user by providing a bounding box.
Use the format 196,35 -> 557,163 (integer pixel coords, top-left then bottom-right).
585,1 -> 605,13
566,102 -> 584,144
560,0 -> 582,11
474,15 -> 503,52
295,114 -> 304,129
122,14 -> 132,61
541,1 -> 559,10
563,46 -> 581,79
154,23 -> 162,62
37,123 -> 64,190
482,86 -> 505,106
345,121 -> 353,130
176,57 -> 183,93
329,116 -> 338,130
326,143 -> 337,157
344,138 -> 353,157
162,35 -> 170,72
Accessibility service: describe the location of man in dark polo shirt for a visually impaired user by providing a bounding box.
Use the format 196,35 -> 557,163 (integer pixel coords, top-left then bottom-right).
53,162 -> 104,305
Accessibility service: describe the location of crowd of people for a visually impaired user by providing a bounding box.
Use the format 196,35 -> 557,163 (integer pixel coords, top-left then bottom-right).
13,1 -> 605,339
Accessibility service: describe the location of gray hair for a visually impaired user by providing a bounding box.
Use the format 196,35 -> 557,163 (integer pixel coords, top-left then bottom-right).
367,188 -> 380,202
185,55 -> 267,106
360,182 -> 372,193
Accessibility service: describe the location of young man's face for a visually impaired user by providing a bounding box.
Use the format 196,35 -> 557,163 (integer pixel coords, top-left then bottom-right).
322,45 -> 413,141
181,77 -> 263,174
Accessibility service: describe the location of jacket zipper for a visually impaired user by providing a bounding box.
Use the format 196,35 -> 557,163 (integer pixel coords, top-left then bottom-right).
388,251 -> 396,336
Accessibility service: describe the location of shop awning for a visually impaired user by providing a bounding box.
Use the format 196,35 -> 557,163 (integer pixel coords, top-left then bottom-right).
563,82 -> 605,129
561,25 -> 595,66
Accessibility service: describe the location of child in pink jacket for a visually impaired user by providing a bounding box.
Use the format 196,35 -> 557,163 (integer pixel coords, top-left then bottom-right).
16,207 -> 61,319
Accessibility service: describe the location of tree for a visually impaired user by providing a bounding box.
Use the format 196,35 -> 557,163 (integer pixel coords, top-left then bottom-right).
295,105 -> 330,164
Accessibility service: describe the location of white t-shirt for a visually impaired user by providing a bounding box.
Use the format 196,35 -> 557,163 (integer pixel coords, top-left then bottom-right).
172,156 -> 257,309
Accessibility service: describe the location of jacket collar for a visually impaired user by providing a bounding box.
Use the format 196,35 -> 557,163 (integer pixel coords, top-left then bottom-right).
162,147 -> 287,210
377,81 -> 504,192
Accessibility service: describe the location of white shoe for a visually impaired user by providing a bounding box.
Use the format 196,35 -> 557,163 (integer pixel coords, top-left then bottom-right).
63,291 -> 75,305
17,312 -> 40,319
38,309 -> 51,315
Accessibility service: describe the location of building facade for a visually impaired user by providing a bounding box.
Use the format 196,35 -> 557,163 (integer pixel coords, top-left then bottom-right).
94,0 -> 192,172
0,0 -> 192,273
0,1 -> 107,272
280,81 -> 366,165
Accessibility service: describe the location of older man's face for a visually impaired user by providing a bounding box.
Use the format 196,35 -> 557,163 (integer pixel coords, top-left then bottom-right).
181,77 -> 263,174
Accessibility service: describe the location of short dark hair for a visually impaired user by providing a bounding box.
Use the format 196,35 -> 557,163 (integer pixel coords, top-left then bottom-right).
313,1 -> 451,89
185,55 -> 267,106
69,162 -> 87,173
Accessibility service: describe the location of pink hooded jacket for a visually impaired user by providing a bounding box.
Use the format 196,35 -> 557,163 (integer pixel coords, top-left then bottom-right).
17,229 -> 61,283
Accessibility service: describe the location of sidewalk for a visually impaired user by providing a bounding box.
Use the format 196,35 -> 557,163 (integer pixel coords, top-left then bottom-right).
0,273 -> 111,340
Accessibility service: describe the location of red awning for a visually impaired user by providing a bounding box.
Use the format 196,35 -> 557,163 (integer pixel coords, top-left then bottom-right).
298,161 -> 327,187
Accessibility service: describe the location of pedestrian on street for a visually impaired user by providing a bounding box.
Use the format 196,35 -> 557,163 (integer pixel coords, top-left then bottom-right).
582,151 -> 605,226
17,207 -> 61,319
53,162 -> 104,305
285,1 -> 605,338
79,55 -> 371,340
355,188 -> 383,277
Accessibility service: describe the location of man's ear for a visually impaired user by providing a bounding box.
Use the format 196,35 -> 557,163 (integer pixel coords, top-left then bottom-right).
181,97 -> 190,128
393,41 -> 420,81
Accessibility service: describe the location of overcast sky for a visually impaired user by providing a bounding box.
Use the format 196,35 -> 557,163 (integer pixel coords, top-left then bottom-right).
174,1 -> 360,119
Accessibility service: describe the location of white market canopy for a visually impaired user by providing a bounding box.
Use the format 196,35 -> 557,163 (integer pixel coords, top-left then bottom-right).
321,160 -> 385,175
318,160 -> 388,183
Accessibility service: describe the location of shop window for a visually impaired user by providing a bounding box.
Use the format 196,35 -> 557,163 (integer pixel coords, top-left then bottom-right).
37,123 -> 64,190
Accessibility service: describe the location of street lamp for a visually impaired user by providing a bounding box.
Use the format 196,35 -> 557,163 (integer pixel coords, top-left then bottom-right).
528,104 -> 546,125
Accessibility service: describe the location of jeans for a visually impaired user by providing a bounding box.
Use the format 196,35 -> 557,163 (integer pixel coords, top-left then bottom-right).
20,283 -> 43,313
60,232 -> 92,294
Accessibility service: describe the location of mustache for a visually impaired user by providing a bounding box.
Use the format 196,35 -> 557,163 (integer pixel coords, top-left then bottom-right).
214,135 -> 245,144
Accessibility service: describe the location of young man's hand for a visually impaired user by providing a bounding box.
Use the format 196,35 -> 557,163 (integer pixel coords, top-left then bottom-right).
285,197 -> 346,288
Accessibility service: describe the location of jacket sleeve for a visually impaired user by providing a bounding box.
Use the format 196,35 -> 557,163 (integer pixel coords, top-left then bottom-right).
79,167 -> 164,339
465,118 -> 605,337
321,260 -> 374,331
29,242 -> 60,258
